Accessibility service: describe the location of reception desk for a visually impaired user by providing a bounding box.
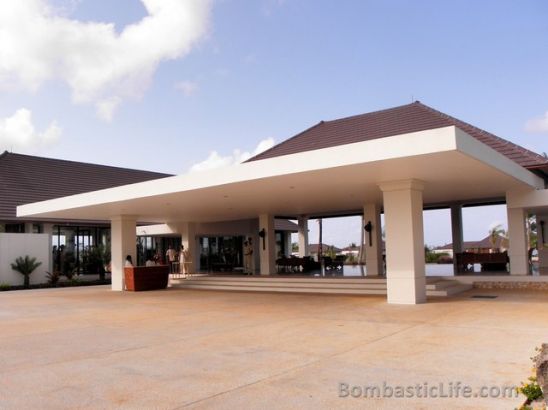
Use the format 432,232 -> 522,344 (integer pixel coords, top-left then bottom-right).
124,265 -> 169,291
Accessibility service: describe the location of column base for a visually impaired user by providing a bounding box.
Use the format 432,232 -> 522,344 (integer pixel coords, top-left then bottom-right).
510,254 -> 529,275
387,276 -> 426,304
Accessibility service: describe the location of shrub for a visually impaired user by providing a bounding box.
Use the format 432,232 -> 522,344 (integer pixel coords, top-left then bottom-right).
346,253 -> 358,265
517,347 -> 545,409
10,256 -> 42,288
46,271 -> 61,286
517,376 -> 543,407
82,245 -> 108,280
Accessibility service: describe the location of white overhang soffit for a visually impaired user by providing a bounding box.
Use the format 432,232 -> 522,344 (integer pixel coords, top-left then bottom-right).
17,125 -> 544,221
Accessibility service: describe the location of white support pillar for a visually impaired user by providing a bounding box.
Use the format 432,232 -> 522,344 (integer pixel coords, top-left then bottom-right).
111,216 -> 136,291
42,223 -> 54,273
297,216 -> 309,257
285,232 -> 292,257
379,180 -> 426,304
363,203 -> 383,277
180,222 -> 198,274
259,214 -> 276,275
42,223 -> 54,235
450,204 -> 464,275
507,206 -> 529,275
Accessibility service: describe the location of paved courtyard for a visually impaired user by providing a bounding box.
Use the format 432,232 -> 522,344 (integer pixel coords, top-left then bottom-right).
0,285 -> 546,409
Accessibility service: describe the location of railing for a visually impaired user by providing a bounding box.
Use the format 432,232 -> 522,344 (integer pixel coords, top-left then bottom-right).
455,252 -> 509,273
275,256 -> 320,273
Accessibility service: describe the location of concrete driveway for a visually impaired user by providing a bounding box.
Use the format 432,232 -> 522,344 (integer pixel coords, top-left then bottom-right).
0,286 -> 546,409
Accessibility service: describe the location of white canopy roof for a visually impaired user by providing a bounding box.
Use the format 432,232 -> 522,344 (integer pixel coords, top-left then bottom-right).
17,126 -> 543,223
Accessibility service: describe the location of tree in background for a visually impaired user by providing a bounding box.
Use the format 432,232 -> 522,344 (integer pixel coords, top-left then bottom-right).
526,215 -> 538,263
488,224 -> 507,251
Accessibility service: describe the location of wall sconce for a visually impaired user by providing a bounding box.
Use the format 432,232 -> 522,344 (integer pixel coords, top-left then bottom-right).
364,221 -> 373,247
258,228 -> 266,250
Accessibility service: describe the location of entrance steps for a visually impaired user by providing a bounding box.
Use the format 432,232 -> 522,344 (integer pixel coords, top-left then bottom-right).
170,276 -> 472,297
426,279 -> 473,296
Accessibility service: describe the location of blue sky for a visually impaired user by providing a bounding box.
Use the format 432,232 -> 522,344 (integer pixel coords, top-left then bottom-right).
0,0 -> 547,247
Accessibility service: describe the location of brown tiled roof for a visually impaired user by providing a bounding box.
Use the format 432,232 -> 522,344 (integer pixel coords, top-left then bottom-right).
308,244 -> 342,253
0,151 -> 172,221
434,235 -> 506,251
247,102 -> 548,172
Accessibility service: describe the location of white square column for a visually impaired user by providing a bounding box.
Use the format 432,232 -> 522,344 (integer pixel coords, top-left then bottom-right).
379,180 -> 426,304
285,232 -> 292,257
42,223 -> 54,235
111,216 -> 136,291
42,223 -> 54,273
363,203 -> 383,277
180,222 -> 198,273
297,216 -> 309,257
507,206 -> 529,275
450,204 -> 464,274
259,214 -> 276,275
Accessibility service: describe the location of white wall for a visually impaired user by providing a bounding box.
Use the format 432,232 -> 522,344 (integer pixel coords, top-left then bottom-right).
0,233 -> 51,286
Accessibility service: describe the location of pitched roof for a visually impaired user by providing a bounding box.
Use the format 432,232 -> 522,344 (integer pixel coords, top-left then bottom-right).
0,151 -> 172,221
247,102 -> 548,174
434,235 -> 507,251
308,243 -> 342,253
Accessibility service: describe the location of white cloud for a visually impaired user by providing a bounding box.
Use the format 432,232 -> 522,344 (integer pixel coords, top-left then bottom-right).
96,97 -> 122,122
189,138 -> 275,172
525,111 -> 548,134
0,0 -> 211,120
175,80 -> 198,96
0,108 -> 62,151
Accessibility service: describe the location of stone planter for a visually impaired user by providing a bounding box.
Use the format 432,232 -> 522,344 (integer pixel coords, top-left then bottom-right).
124,265 -> 169,291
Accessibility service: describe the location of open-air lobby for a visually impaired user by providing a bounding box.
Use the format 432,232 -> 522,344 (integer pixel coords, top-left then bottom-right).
17,102 -> 548,303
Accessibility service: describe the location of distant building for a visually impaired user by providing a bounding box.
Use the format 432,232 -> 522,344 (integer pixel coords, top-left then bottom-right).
432,235 -> 508,257
340,244 -> 360,258
308,243 -> 342,261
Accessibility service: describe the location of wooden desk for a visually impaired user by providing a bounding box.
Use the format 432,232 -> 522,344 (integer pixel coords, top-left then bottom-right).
124,265 -> 169,291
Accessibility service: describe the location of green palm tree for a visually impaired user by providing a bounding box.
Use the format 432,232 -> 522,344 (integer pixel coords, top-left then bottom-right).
10,256 -> 42,288
488,224 -> 506,251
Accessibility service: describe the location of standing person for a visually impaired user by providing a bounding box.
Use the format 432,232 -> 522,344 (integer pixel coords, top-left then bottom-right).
124,255 -> 134,267
180,245 -> 191,277
248,237 -> 254,274
166,245 -> 177,274
244,238 -> 253,275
